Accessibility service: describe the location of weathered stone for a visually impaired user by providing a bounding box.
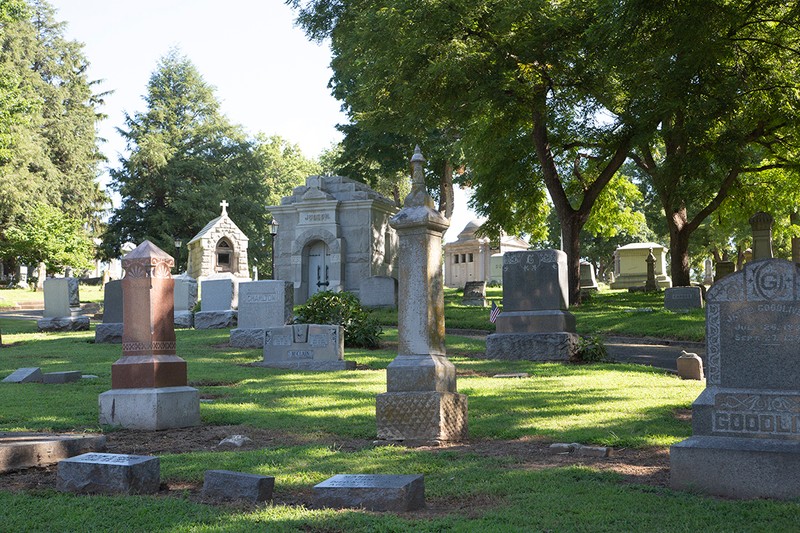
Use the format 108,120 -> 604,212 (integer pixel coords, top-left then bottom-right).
37,316 -> 90,332
66,277 -> 79,307
548,443 -> 576,453
376,147 -> 467,442
173,311 -> 194,329
43,371 -> 81,384
99,387 -> 200,430
2,367 -> 43,383
0,432 -> 105,473
486,332 -> 580,361
610,243 -> 672,289
714,261 -> 735,283
461,281 -> 487,307
57,452 -> 159,495
360,276 -> 398,309
194,310 -> 237,330
576,445 -> 612,457
664,286 -> 704,311
94,323 -> 123,344
230,280 -> 293,347
173,274 -> 198,313
187,201 -> 250,282
492,372 -> 529,379
258,324 -> 354,370
218,435 -> 252,448
676,351 -> 704,380
670,258 -> 800,499
202,470 -> 274,502
580,261 -> 599,291
314,474 -> 425,512
749,212 -> 774,260
42,278 -> 71,318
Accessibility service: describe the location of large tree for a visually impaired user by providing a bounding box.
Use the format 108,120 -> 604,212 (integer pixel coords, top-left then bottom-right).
290,0 -> 650,303
103,50 -> 313,274
0,0 -> 106,236
612,1 -> 800,285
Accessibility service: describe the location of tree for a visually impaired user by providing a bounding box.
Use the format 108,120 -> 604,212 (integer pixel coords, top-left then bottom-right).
290,0 -> 649,303
0,0 -> 106,234
0,203 -> 94,272
103,50 -> 313,274
607,1 -> 800,285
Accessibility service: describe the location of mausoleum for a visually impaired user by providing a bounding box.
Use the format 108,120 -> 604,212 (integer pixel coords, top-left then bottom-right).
268,176 -> 399,304
443,219 -> 529,288
609,242 -> 672,289
186,201 -> 250,282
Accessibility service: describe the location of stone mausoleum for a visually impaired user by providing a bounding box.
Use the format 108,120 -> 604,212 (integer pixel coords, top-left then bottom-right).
609,242 -> 672,289
268,176 -> 399,304
443,220 -> 529,288
187,201 -> 250,282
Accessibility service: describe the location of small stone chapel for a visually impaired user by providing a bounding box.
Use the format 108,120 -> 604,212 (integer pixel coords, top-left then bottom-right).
187,200 -> 250,281
268,176 -> 399,304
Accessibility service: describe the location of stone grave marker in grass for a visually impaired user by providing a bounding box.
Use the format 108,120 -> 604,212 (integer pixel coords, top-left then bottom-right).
314,474 -> 425,512
671,258 -> 800,499
57,453 -> 159,495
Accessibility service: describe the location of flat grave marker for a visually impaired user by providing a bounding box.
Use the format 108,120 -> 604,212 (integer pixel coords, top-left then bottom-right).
314,474 -> 425,512
57,452 -> 159,495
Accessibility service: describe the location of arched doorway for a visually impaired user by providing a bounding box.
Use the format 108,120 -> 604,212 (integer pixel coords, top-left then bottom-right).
307,241 -> 330,299
215,237 -> 233,273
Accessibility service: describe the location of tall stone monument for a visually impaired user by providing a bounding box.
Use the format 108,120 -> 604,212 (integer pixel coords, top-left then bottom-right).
485,250 -> 579,360
671,258 -> 800,499
375,147 -> 468,443
749,211 -> 774,261
98,241 -> 200,430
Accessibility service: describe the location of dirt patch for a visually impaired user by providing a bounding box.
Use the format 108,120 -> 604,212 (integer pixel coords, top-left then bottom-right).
0,426 -> 671,512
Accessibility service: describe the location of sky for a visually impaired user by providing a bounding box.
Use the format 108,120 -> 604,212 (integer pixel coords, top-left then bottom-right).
48,0 -> 478,242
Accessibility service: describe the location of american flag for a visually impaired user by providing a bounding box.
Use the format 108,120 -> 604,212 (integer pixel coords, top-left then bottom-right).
489,300 -> 501,323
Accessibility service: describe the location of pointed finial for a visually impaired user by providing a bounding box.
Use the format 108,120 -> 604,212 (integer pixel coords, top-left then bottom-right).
411,145 -> 426,163
405,145 -> 433,208
220,199 -> 229,216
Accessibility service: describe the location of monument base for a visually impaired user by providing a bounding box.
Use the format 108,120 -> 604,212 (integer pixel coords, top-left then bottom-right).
174,311 -> 193,329
485,332 -> 579,360
94,323 -> 123,344
98,386 -> 200,430
376,391 -> 468,442
37,316 -> 90,332
230,328 -> 265,348
461,298 -> 487,307
194,310 -> 237,329
252,360 -> 356,371
671,435 -> 800,499
495,310 -> 575,334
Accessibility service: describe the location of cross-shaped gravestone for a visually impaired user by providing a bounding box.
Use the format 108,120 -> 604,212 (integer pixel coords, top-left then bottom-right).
220,200 -> 229,216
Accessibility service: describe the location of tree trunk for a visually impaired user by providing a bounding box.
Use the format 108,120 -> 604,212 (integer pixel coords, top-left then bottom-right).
667,207 -> 692,286
791,211 -> 800,264
438,160 -> 454,219
559,213 -> 584,305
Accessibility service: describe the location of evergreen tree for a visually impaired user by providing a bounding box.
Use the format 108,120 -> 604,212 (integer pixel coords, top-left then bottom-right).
103,50 -> 313,273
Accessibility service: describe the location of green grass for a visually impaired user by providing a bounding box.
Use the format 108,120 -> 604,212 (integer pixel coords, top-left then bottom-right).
0,314 -> 792,531
0,283 -> 104,309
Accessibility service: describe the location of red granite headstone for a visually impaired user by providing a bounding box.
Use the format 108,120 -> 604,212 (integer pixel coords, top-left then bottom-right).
111,241 -> 187,389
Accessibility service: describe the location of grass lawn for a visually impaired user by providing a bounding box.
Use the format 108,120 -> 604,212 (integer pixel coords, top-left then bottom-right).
0,284 -> 104,309
0,316 -> 796,532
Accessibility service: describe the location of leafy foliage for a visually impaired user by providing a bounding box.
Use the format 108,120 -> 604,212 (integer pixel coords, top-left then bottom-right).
572,335 -> 609,364
293,290 -> 383,348
0,203 -> 94,271
101,50 -> 314,274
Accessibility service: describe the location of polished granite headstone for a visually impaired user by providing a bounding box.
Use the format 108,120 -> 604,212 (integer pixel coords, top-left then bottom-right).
95,280 -> 123,343
671,258 -> 800,499
230,280 -> 293,348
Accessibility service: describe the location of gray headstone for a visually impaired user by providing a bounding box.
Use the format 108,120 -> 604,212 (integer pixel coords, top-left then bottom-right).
671,259 -> 800,499
580,261 -> 599,290
664,286 -> 704,310
2,367 -> 43,383
0,432 -> 106,473
102,280 -> 123,323
42,278 -> 71,318
201,470 -> 274,502
42,371 -> 81,384
236,280 -> 293,329
256,324 -> 354,370
714,261 -> 735,283
37,316 -> 90,332
749,212 -> 774,261
56,453 -> 159,495
193,310 -> 237,330
486,249 -> 578,360
173,274 -> 198,312
66,277 -> 79,307
462,281 -> 487,307
677,351 -> 704,380
359,276 -> 398,309
17,265 -> 28,289
314,474 -> 425,511
200,278 -> 234,311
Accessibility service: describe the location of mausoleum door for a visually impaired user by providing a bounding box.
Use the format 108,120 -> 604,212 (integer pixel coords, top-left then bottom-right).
308,241 -> 330,299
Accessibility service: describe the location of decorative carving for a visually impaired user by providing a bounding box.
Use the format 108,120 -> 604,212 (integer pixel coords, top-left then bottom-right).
706,303 -> 721,385
716,393 -> 800,413
746,261 -> 794,301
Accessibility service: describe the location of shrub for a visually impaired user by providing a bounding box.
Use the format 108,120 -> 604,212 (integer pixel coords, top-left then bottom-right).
572,335 -> 608,363
294,291 -> 383,348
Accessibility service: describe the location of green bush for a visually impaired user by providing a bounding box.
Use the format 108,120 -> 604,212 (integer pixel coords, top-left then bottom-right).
572,335 -> 608,363
294,291 -> 383,348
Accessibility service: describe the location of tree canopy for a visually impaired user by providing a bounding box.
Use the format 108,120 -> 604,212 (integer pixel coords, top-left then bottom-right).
102,50 -> 316,275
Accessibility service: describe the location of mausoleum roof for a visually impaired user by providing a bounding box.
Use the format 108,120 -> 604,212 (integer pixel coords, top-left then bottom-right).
188,210 -> 248,246
616,242 -> 668,252
274,175 -> 395,207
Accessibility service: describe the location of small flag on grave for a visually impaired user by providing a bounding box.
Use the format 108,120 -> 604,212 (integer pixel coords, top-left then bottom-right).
489,300 -> 501,323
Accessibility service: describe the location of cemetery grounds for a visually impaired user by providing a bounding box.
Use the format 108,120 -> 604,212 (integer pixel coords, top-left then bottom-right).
0,288 -> 797,531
